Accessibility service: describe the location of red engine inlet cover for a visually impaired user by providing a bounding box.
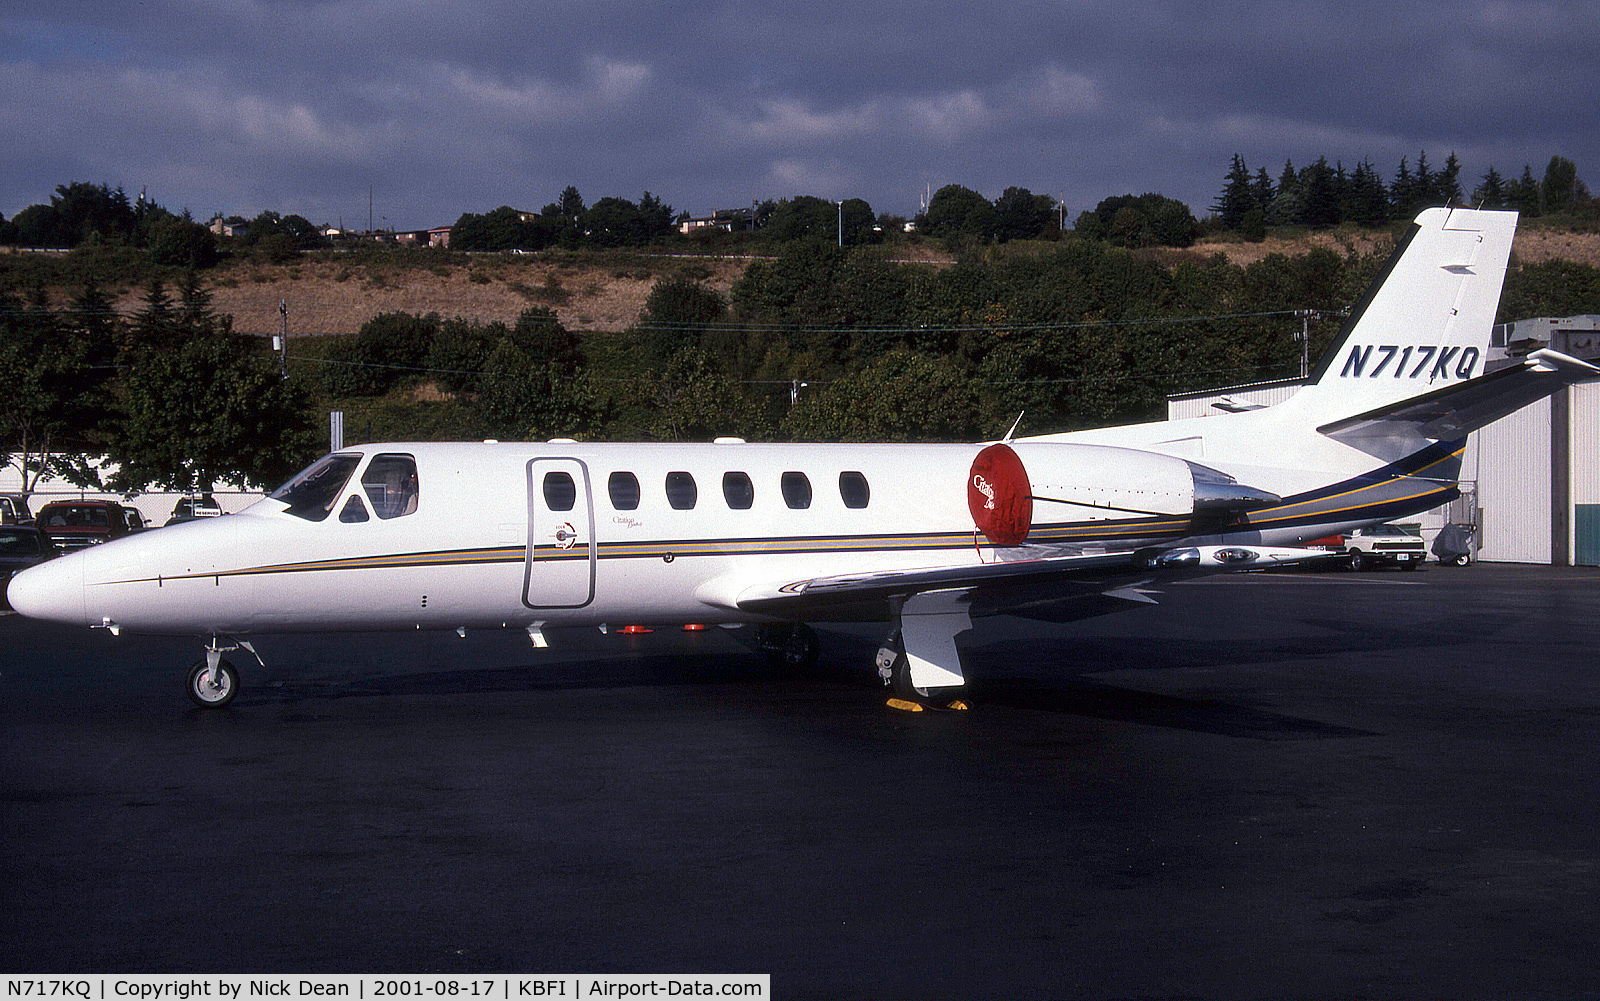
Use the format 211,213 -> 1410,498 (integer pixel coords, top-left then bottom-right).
967,443 -> 1032,546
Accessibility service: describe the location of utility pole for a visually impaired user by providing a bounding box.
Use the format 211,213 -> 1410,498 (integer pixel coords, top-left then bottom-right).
1294,310 -> 1316,380
278,299 -> 289,379
837,200 -> 843,248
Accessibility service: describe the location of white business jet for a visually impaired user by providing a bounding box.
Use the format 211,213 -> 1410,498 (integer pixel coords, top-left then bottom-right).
10,207 -> 1597,709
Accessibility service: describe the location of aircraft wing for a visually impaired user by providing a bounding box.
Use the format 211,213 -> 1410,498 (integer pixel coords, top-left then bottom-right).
729,545 -> 1329,622
1319,349 -> 1600,447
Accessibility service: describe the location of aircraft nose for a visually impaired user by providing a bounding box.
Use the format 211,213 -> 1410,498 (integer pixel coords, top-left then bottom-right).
7,552 -> 87,627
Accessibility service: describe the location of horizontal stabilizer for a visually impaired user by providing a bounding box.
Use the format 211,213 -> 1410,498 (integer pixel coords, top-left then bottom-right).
1319,349 -> 1600,450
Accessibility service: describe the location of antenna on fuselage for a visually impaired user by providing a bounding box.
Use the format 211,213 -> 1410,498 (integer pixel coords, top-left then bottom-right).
1002,412 -> 1024,443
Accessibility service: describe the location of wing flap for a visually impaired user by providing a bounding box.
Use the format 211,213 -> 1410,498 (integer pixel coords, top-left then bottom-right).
731,545 -> 1331,617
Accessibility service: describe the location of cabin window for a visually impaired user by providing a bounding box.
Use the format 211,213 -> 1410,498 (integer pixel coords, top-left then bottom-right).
608,471 -> 640,511
542,471 -> 577,511
362,453 -> 419,519
338,495 -> 370,523
781,472 -> 812,509
722,471 -> 754,510
665,471 -> 697,510
839,471 -> 870,509
271,453 -> 362,522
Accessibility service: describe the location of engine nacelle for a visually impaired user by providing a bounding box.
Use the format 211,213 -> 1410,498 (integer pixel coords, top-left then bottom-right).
967,442 -> 1280,545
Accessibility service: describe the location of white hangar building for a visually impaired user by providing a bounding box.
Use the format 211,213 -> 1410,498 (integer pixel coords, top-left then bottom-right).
1166,316 -> 1600,566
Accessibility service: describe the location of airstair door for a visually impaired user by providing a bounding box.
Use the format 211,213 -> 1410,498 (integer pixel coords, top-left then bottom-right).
524,457 -> 596,608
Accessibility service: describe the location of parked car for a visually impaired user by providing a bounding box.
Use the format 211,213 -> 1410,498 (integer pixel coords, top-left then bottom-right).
35,500 -> 135,550
1308,524 -> 1427,571
0,525 -> 59,607
164,494 -> 223,526
122,507 -> 149,533
0,493 -> 33,525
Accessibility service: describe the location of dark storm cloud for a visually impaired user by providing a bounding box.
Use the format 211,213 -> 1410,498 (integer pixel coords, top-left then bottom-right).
3,1 -> 1597,229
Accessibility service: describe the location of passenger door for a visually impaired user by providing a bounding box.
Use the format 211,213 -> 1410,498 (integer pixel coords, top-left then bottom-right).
524,458 -> 596,608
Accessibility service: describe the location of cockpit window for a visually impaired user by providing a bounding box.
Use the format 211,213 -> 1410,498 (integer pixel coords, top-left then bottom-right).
270,453 -> 362,522
338,495 -> 370,523
362,453 -> 419,519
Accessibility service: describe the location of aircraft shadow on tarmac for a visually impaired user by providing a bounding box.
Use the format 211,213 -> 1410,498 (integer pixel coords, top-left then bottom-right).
248,633 -> 1372,742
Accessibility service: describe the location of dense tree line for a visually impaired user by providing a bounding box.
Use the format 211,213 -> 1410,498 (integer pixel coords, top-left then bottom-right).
0,274 -> 313,495
450,188 -> 677,252
0,182 -> 219,267
1214,152 -> 1596,234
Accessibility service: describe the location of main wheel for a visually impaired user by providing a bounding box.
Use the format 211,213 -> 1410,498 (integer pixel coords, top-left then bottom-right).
186,658 -> 239,709
887,653 -> 968,706
1348,550 -> 1366,572
763,623 -> 820,671
1452,553 -> 1471,567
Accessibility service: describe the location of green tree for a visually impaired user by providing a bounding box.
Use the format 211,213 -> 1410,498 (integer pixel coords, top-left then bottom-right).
782,349 -> 980,441
1345,158 -> 1390,226
637,348 -> 767,441
144,211 -> 220,268
472,341 -> 595,440
1508,164 -> 1542,217
1542,155 -> 1580,214
1300,158 -> 1340,229
0,285 -> 117,494
1474,166 -> 1508,209
1437,153 -> 1464,206
322,312 -> 442,396
112,308 -> 313,492
640,276 -> 727,361
762,196 -> 842,243
424,318 -> 504,396
1213,154 -> 1256,229
992,186 -> 1058,242
920,184 -> 995,241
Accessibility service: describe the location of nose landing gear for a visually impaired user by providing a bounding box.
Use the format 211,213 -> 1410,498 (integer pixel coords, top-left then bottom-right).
184,635 -> 264,709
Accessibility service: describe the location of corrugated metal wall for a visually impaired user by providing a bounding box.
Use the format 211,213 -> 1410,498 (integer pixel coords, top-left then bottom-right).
1572,383 -> 1600,565
1473,397 -> 1552,564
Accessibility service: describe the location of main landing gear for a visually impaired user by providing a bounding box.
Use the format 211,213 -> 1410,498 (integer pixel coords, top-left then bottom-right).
185,635 -> 263,709
876,631 -> 970,712
876,594 -> 972,713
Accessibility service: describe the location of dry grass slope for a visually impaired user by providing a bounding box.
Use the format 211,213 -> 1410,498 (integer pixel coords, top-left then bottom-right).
104,229 -> 1600,339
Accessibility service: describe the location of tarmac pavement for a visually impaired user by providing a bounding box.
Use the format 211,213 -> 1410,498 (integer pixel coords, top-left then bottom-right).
3,563 -> 1600,998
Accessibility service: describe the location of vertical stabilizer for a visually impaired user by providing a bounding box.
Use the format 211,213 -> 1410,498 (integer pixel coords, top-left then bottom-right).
1273,207 -> 1517,428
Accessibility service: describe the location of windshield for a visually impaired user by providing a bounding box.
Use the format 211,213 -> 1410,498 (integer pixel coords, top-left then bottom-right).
0,529 -> 42,555
269,454 -> 362,521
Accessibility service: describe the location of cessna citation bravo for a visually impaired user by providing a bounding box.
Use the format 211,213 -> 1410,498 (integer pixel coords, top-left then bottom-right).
11,207 -> 1599,709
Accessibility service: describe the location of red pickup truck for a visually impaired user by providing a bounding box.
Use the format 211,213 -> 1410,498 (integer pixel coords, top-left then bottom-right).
36,500 -> 136,551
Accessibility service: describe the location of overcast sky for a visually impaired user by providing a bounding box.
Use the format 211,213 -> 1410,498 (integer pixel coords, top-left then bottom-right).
3,1 -> 1597,231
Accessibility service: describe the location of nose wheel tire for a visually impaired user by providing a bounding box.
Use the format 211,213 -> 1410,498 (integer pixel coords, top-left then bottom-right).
1347,550 -> 1365,572
186,658 -> 239,709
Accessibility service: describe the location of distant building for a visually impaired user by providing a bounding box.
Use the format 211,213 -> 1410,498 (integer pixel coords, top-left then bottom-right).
679,207 -> 753,235
428,226 -> 452,248
207,216 -> 247,238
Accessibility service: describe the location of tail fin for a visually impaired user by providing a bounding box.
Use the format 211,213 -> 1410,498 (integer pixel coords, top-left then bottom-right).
1274,207 -> 1518,428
